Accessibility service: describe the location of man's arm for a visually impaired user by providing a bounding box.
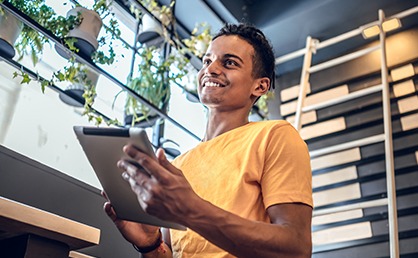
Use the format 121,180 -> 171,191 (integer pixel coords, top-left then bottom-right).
120,146 -> 312,257
179,199 -> 312,258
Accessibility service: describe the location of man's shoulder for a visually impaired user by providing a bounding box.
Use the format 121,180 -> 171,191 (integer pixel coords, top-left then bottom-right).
249,120 -> 292,130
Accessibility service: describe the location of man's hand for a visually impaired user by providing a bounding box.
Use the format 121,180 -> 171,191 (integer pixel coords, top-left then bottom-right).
118,146 -> 200,225
102,191 -> 160,247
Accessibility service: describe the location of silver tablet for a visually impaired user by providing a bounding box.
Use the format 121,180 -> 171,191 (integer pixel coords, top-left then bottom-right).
74,125 -> 186,230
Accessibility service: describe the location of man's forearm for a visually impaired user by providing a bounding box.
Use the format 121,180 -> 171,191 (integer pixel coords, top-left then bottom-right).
179,198 -> 312,258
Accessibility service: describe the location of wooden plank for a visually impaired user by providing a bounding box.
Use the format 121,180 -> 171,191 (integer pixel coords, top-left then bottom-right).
397,95 -> 418,113
313,166 -> 358,188
280,85 -> 348,116
416,151 -> 418,164
313,221 -> 372,245
393,79 -> 416,97
312,209 -> 363,226
313,183 -> 361,207
69,251 -> 96,258
401,113 -> 418,131
300,117 -> 346,140
286,110 -> 317,126
311,148 -> 361,171
391,63 -> 415,82
280,83 -> 311,102
0,197 -> 100,250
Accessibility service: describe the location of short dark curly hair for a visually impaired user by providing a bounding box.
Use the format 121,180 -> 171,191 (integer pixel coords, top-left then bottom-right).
213,23 -> 275,90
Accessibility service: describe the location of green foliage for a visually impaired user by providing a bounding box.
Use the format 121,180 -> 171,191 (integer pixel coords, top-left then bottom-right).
1,0 -> 76,65
2,0 -> 120,66
1,0 -> 121,125
53,59 -> 103,124
130,0 -> 177,47
139,0 -> 174,21
255,91 -> 274,117
13,70 -> 31,84
183,22 -> 212,58
91,0 -> 120,65
122,45 -> 189,126
124,1 -> 215,125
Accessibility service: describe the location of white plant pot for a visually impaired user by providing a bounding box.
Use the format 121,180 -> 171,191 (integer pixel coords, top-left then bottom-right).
0,10 -> 23,58
138,12 -> 165,47
56,7 -> 103,59
59,67 -> 100,107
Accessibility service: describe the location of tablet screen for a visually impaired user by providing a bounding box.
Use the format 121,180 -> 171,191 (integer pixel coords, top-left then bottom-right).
74,126 -> 186,230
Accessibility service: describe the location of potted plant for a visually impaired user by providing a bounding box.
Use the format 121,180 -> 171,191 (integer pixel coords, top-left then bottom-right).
3,0 -> 121,125
119,44 -> 189,127
2,0 -> 121,72
0,4 -> 23,58
135,0 -> 175,47
55,0 -> 121,66
183,22 -> 212,59
52,0 -> 120,124
0,0 -> 71,64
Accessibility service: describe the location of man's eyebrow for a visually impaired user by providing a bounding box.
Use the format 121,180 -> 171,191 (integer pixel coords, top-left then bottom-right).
224,53 -> 244,64
201,53 -> 245,64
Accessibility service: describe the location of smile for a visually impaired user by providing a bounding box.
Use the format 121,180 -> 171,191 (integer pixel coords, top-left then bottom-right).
202,78 -> 226,88
204,82 -> 223,87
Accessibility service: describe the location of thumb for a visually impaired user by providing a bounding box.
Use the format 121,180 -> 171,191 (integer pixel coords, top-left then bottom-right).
103,201 -> 118,223
156,148 -> 183,176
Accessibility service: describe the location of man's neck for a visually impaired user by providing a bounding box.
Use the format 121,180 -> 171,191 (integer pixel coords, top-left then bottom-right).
202,110 -> 250,142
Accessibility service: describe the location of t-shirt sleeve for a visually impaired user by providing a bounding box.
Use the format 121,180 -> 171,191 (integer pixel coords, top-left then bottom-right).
260,124 -> 313,209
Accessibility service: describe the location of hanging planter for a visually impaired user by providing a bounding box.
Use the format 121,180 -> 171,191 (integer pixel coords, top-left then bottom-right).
58,65 -> 100,107
124,106 -> 162,128
123,73 -> 170,128
55,6 -> 103,60
137,12 -> 164,47
136,0 -> 174,47
0,9 -> 23,58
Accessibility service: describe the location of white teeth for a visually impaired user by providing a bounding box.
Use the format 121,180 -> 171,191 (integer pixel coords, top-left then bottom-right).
205,82 -> 221,87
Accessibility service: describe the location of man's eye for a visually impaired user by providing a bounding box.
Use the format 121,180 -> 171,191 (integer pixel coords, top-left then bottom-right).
203,59 -> 211,65
225,60 -> 237,66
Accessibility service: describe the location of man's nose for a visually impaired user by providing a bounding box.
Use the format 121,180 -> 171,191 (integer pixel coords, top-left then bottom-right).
205,61 -> 222,75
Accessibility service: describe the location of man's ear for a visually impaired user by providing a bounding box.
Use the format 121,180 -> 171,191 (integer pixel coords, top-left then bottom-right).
253,77 -> 270,97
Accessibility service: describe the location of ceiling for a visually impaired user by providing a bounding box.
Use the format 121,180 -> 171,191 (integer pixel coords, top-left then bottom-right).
172,0 -> 418,76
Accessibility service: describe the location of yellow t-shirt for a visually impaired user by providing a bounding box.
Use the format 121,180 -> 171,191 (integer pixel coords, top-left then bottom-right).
170,120 -> 312,257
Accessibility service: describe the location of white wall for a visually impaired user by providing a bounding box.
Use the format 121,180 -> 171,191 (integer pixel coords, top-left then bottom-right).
0,61 -> 102,188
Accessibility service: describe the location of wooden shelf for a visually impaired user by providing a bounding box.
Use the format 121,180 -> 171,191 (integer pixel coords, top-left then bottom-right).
0,196 -> 100,251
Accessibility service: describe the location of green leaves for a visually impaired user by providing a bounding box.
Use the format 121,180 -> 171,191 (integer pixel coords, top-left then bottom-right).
183,22 -> 212,58
12,70 -> 53,93
13,71 -> 31,84
122,44 -> 189,125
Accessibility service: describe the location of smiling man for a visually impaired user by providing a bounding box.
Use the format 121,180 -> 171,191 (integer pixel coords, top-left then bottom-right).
104,23 -> 313,258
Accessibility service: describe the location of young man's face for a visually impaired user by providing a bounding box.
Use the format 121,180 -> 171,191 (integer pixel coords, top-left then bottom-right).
197,35 -> 263,111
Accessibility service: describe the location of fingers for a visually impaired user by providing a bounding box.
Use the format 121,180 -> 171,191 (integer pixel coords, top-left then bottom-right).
103,201 -> 118,222
123,171 -> 152,212
122,145 -> 169,183
102,191 -> 120,222
117,160 -> 152,192
156,148 -> 183,176
118,161 -> 151,186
